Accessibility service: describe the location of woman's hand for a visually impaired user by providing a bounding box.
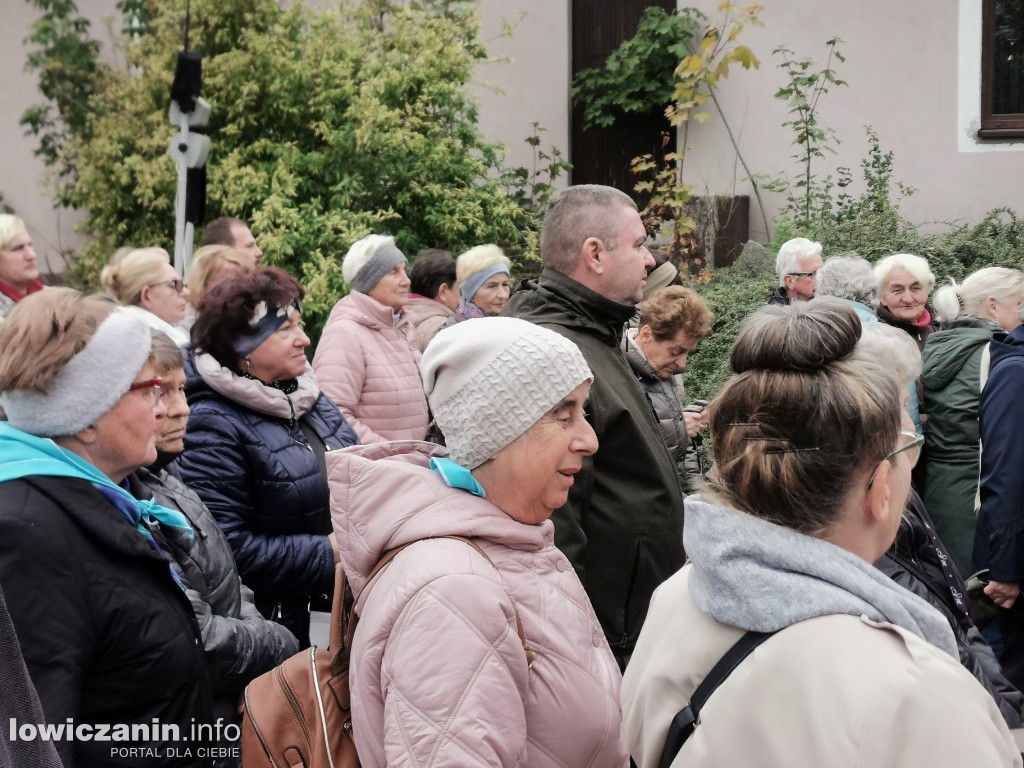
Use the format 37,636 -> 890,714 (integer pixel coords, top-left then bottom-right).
984,580 -> 1020,609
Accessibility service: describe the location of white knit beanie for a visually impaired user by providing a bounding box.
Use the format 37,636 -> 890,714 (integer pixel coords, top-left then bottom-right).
421,317 -> 593,469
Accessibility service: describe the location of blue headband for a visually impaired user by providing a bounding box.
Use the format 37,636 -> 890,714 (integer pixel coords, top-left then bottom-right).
460,262 -> 509,303
232,298 -> 300,359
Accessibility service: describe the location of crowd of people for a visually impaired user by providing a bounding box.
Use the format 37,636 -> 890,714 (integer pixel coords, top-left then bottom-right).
1,196 -> 1024,767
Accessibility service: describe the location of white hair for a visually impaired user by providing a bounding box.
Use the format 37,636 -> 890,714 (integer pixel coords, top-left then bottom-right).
815,255 -> 878,308
873,253 -> 935,294
775,238 -> 823,285
932,267 -> 1024,324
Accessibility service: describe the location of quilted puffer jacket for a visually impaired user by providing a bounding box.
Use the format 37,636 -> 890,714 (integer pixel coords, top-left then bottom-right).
312,290 -> 429,443
327,441 -> 628,768
178,348 -> 358,646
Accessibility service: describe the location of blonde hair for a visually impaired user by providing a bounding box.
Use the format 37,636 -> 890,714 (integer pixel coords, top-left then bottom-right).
186,244 -> 254,307
0,288 -> 114,392
455,244 -> 511,285
932,267 -> 1024,324
0,215 -> 28,251
100,247 -> 173,306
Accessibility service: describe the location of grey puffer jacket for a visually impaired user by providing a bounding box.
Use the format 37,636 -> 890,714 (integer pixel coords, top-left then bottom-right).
622,329 -> 703,494
130,462 -> 299,699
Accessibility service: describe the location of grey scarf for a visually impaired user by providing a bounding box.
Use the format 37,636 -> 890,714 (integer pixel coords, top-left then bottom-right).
685,496 -> 958,658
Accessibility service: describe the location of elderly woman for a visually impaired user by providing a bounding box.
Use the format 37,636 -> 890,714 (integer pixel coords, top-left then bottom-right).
178,268 -> 358,648
101,246 -> 190,344
858,323 -> 1024,729
181,243 -> 255,331
923,267 -> 1024,576
0,289 -> 212,767
443,243 -> 512,325
328,317 -> 628,768
814,253 -> 879,324
621,301 -> 1019,767
129,332 -> 298,745
624,286 -> 713,494
0,215 -> 44,322
874,252 -> 939,347
313,234 -> 429,443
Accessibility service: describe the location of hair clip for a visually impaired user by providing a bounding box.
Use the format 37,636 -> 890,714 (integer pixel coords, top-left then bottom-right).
728,422 -> 760,428
764,446 -> 821,455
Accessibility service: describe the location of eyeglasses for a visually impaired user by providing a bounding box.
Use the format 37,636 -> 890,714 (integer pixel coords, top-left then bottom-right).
127,377 -> 164,406
787,271 -> 818,278
150,279 -> 185,293
867,430 -> 924,489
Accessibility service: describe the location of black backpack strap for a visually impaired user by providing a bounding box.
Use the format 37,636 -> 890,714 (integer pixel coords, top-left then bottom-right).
658,629 -> 778,768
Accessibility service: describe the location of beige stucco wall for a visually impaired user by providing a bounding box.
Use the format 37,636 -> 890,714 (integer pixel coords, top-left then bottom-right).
677,0 -> 1024,242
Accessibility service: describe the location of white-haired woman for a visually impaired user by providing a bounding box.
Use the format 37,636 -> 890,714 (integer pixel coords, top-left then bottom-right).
443,243 -> 512,326
312,234 -> 428,443
100,246 -> 190,344
0,214 -> 44,322
621,300 -> 1020,768
328,317 -> 627,768
922,267 -> 1024,576
0,289 -> 212,767
814,253 -> 878,325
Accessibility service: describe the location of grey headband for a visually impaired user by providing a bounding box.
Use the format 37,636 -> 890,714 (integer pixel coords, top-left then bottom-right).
351,243 -> 407,294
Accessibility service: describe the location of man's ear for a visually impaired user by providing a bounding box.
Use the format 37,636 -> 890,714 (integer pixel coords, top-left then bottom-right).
579,236 -> 605,276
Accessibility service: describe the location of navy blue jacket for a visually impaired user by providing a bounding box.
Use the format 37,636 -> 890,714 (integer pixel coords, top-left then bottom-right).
975,325 -> 1024,582
178,350 -> 358,646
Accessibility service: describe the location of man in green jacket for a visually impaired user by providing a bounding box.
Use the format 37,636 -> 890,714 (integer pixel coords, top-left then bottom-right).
504,184 -> 684,668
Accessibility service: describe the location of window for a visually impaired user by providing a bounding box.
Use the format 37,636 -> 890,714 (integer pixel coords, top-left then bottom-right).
981,0 -> 1024,136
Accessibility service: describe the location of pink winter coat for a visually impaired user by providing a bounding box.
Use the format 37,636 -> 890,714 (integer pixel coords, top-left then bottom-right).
312,291 -> 429,443
327,441 -> 628,768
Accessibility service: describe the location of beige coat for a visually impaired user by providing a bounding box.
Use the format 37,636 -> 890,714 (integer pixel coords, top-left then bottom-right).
312,290 -> 429,443
622,566 -> 1021,768
404,296 -> 452,351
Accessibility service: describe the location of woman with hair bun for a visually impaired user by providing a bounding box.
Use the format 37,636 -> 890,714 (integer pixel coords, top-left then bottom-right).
622,300 -> 1020,768
101,246 -> 190,344
923,267 -> 1024,575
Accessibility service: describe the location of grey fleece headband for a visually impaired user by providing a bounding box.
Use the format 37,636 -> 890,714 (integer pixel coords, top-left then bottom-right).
0,309 -> 152,437
350,243 -> 407,294
459,262 -> 509,303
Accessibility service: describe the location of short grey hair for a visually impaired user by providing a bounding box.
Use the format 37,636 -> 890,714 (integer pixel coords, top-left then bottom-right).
775,238 -> 823,285
815,255 -> 878,308
856,322 -> 922,390
932,267 -> 1024,324
540,185 -> 637,273
873,253 -> 935,294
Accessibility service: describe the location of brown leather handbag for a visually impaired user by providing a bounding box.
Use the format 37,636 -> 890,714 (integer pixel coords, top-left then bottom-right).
240,537 -> 531,768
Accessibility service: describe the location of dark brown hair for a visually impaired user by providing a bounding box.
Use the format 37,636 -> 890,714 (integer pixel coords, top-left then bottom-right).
410,249 -> 456,299
191,267 -> 305,369
200,217 -> 246,247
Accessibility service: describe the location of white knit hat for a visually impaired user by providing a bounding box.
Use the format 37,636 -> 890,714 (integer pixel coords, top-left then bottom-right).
421,317 -> 593,469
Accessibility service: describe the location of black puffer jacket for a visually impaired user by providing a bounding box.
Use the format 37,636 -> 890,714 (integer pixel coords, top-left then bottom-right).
875,490 -> 1023,728
504,268 -> 683,664
178,349 -> 358,646
0,476 -> 213,768
130,463 -> 299,697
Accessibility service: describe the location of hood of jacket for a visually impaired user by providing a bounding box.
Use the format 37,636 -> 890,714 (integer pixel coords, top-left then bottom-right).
326,441 -> 552,594
621,327 -> 660,383
987,323 -> 1024,373
404,296 -> 452,324
922,317 -> 996,390
184,346 -> 320,421
684,495 -> 959,658
503,267 -> 636,347
334,289 -> 410,332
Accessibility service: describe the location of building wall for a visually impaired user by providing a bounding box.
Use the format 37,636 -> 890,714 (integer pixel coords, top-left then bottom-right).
677,0 -> 1024,241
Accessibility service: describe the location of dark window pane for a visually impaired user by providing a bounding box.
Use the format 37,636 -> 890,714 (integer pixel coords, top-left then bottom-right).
993,0 -> 1024,114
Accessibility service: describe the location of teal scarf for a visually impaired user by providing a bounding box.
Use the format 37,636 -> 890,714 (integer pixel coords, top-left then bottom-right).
430,457 -> 486,498
0,422 -> 194,540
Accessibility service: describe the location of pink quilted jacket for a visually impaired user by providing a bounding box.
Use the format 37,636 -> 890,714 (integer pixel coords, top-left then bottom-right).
327,441 -> 628,768
312,291 -> 429,443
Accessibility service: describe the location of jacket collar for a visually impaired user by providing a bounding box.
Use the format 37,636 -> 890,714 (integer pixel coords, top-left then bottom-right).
340,290 -> 406,330
622,327 -> 658,381
192,351 -> 320,421
531,268 -> 637,345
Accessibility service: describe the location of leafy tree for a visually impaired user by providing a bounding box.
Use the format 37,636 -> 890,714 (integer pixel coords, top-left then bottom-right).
25,0 -> 552,338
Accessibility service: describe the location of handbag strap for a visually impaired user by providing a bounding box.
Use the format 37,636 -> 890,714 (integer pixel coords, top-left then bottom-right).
335,536 -> 534,669
658,630 -> 778,768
